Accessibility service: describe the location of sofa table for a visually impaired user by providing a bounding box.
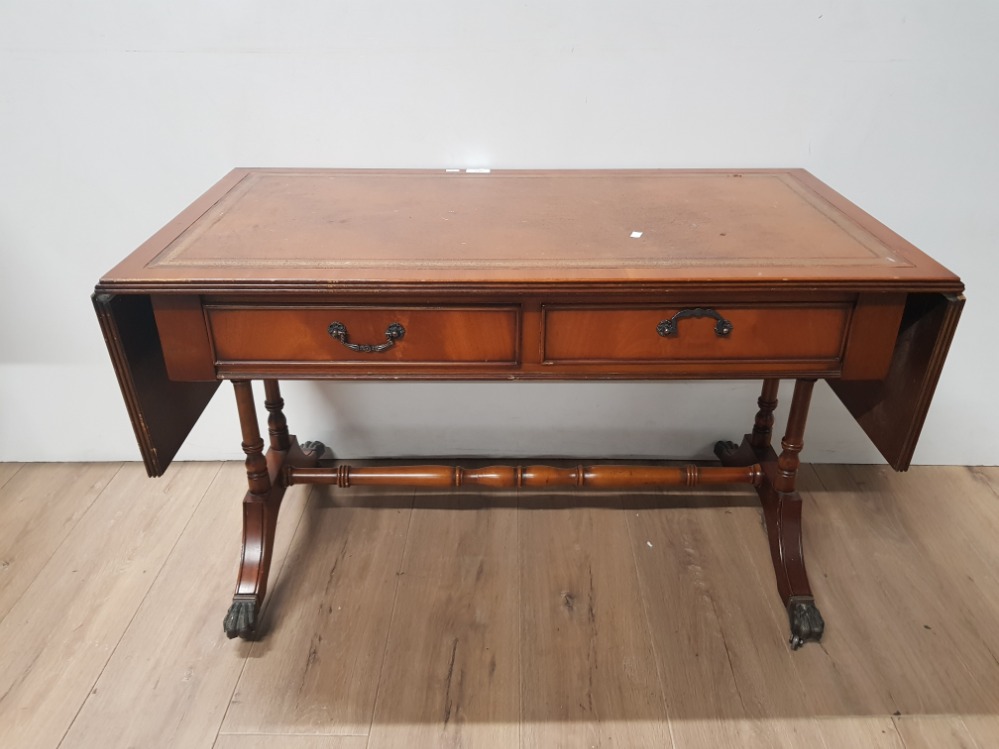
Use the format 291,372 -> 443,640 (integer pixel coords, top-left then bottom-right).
93,168 -> 963,649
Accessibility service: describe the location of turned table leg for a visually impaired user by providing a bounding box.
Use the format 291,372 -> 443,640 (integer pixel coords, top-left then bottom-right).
751,378 -> 780,451
264,379 -> 291,452
715,378 -> 824,649
223,379 -> 325,640
766,378 -> 824,649
223,380 -> 277,639
715,378 -> 781,465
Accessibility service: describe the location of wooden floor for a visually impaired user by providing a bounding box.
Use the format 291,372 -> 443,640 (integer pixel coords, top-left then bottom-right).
1,461 -> 998,748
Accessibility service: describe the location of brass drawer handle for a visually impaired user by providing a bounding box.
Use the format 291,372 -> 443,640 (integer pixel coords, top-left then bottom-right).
327,321 -> 406,353
657,308 -> 733,338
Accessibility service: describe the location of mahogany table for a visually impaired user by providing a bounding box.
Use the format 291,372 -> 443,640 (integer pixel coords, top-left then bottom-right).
93,169 -> 963,649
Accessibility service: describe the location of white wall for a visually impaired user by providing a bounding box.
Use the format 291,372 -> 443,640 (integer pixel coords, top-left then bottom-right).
1,2 -> 995,465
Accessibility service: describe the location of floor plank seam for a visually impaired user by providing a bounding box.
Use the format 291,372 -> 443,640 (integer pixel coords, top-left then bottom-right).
842,465 -> 999,714
0,463 -> 25,492
778,474 -> 827,698
215,481 -> 322,745
363,486 -> 417,740
968,466 -> 999,500
217,731 -> 372,736
516,490 -> 523,749
888,716 -> 910,749
9,463 -> 999,748
962,467 -> 999,593
4,462 -> 128,748
0,462 -> 126,632
56,461 -> 225,749
624,494 -> 678,749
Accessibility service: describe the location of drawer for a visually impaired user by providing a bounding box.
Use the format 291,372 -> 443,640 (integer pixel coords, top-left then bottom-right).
207,305 -> 519,365
543,304 -> 851,365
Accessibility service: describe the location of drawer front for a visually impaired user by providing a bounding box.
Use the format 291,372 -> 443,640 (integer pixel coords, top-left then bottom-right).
543,304 -> 851,365
207,305 -> 519,365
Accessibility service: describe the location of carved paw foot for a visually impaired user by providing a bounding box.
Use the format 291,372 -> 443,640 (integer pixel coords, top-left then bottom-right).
300,441 -> 327,461
223,599 -> 258,640
713,440 -> 740,461
787,596 -> 825,649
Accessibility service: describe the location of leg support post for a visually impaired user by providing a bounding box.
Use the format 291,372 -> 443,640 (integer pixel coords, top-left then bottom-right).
264,379 -> 291,453
767,378 -> 823,648
225,380 -> 277,639
774,378 -> 813,494
751,378 -> 781,451
223,379 -> 325,640
715,378 -> 781,465
716,378 -> 824,649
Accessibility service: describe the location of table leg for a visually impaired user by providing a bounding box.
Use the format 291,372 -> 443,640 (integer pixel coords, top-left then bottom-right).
766,378 -> 824,648
715,378 -> 780,465
223,379 -> 325,639
264,379 -> 291,452
715,378 -> 824,649
751,378 -> 781,451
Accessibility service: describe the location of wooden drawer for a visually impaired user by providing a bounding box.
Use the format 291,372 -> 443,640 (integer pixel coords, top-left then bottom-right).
207,305 -> 520,365
543,304 -> 851,366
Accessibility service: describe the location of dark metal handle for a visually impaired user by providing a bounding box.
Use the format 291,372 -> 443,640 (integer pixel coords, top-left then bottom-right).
327,321 -> 405,353
657,308 -> 733,338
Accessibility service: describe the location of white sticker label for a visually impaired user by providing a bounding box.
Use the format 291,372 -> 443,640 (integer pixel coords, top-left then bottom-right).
465,168 -> 491,174
630,231 -> 643,239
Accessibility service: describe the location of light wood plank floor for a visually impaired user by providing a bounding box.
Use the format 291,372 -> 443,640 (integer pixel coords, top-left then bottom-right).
1,461 -> 998,748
